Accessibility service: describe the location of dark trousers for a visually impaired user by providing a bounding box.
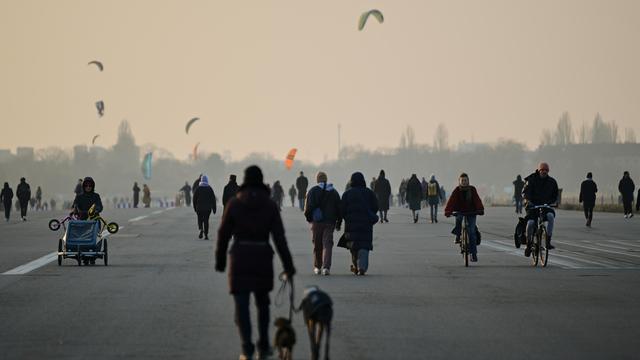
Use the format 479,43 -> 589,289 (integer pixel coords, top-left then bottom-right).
133,195 -> 139,208
623,200 -> 633,215
234,291 -> 270,356
583,204 -> 594,222
197,210 -> 211,235
19,199 -> 28,218
3,202 -> 11,220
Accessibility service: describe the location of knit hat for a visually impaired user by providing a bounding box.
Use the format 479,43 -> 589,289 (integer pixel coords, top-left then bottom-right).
199,175 -> 209,187
243,165 -> 264,186
316,171 -> 328,183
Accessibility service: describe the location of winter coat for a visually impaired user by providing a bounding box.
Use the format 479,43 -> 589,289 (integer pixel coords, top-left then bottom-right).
618,177 -> 635,202
193,185 -> 217,214
142,187 -> 151,205
222,181 -> 239,207
405,176 -> 423,211
72,191 -> 103,220
16,181 -> 31,202
304,183 -> 342,225
133,184 -> 141,199
523,171 -> 559,206
340,172 -> 379,251
374,177 -> 392,211
513,178 -> 525,199
216,184 -> 295,294
444,186 -> 484,217
180,184 -> 191,200
579,179 -> 598,207
272,182 -> 285,202
296,175 -> 309,200
1,187 -> 13,205
426,180 -> 442,205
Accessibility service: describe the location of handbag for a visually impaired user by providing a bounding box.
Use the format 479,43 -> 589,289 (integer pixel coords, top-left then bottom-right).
337,232 -> 353,249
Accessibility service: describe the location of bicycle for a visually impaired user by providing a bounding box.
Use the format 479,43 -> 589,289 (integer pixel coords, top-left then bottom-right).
526,204 -> 555,267
87,204 -> 119,234
451,211 -> 478,267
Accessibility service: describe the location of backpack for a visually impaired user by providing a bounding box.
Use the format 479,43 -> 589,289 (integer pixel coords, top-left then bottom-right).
514,217 -> 527,248
427,183 -> 438,197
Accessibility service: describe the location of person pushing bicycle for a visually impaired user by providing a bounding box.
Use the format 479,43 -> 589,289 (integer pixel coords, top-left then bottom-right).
72,177 -> 103,220
445,173 -> 485,262
522,162 -> 559,256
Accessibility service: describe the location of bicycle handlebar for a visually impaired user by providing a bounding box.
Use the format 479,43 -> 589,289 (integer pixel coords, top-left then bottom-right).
529,204 -> 557,209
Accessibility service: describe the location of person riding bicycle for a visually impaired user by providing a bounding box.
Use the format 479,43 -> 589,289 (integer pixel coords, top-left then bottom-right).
444,173 -> 485,262
72,177 -> 103,221
522,162 -> 558,256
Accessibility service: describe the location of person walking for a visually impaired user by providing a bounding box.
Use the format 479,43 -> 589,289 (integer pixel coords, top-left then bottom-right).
271,181 -> 284,210
618,171 -> 635,218
16,177 -> 31,221
295,171 -> 309,211
1,183 -> 13,221
35,186 -> 42,210
74,179 -> 83,197
374,170 -> 391,223
288,185 -> 296,207
132,182 -> 141,208
180,181 -> 192,207
193,175 -> 217,240
405,174 -> 423,223
304,171 -> 342,276
215,165 -> 296,360
142,184 -> 151,208
222,174 -> 239,211
426,175 -> 443,223
579,172 -> 598,227
341,172 -> 379,275
513,175 -> 525,214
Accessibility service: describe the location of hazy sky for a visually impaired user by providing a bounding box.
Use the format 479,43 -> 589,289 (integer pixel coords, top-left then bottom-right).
1,0 -> 639,163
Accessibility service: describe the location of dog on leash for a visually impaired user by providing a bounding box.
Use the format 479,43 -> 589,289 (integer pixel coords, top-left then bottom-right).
300,286 -> 333,360
274,317 -> 296,360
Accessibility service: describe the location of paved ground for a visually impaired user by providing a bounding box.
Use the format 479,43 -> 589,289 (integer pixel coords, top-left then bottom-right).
1,205 -> 639,359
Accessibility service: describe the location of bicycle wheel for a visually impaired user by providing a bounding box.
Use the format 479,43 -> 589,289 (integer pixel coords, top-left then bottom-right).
531,229 -> 540,266
463,227 -> 469,267
57,239 -> 63,266
107,222 -> 119,234
539,226 -> 549,267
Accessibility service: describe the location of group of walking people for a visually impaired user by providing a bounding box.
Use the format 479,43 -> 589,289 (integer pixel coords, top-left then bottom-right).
1,177 -> 33,221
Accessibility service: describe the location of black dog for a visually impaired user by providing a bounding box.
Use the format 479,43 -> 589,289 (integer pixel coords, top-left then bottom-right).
300,286 -> 333,360
274,317 -> 296,360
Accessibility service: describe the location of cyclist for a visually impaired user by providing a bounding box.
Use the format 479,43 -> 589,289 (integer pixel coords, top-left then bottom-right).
72,177 -> 103,220
444,173 -> 484,262
522,162 -> 559,256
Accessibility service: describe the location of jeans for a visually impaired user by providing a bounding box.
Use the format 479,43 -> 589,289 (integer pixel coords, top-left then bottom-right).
233,291 -> 271,356
430,204 -> 438,222
350,248 -> 369,272
311,222 -> 335,269
515,198 -> 523,213
527,212 -> 555,240
453,215 -> 477,255
298,198 -> 305,211
197,210 -> 211,235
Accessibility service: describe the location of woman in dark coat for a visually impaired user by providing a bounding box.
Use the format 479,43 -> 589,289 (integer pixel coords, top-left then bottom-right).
215,166 -> 295,360
618,171 -> 635,218
405,174 -> 423,223
374,169 -> 391,223
1,183 -> 13,221
579,172 -> 598,227
341,172 -> 379,275
193,175 -> 216,240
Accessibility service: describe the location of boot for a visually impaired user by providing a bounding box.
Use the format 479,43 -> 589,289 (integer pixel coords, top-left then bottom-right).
546,235 -> 555,250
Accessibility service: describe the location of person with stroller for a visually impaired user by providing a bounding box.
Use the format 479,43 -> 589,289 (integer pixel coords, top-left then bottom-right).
215,165 -> 296,360
72,177 -> 104,265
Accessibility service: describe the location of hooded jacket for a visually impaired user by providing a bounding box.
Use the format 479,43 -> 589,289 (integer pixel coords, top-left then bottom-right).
405,175 -> 423,210
304,182 -> 342,225
216,183 -> 295,294
16,180 -> 31,202
340,172 -> 379,250
618,176 -> 635,201
193,176 -> 217,213
579,178 -> 598,207
1,184 -> 13,204
223,179 -> 239,207
72,177 -> 103,219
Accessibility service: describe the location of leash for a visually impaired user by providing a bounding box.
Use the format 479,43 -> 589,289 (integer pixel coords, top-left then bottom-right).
275,272 -> 297,321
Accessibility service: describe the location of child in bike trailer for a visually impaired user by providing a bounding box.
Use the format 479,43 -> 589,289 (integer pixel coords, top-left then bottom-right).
444,173 -> 485,262
72,177 -> 103,220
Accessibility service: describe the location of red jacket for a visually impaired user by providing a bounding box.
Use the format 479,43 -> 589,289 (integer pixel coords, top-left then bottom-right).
444,185 -> 484,217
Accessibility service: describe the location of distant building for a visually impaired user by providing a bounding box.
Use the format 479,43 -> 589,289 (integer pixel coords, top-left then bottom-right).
0,149 -> 12,163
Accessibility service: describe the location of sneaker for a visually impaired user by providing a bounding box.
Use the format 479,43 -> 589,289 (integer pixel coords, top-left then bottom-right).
204,234 -> 209,240
624,214 -> 629,219
357,269 -> 366,276
198,230 -> 203,239
321,268 -> 330,276
313,267 -> 321,275
471,253 -> 478,262
384,218 -> 389,223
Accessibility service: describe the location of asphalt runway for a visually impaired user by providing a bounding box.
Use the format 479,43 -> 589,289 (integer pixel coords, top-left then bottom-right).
1,205 -> 639,359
